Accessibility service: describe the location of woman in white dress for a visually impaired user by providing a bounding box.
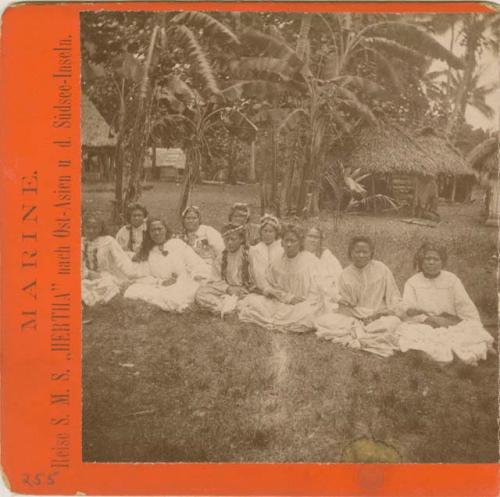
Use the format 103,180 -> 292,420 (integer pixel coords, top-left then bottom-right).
115,203 -> 148,258
180,205 -> 225,281
239,224 -> 326,333
249,214 -> 284,293
304,226 -> 342,304
195,223 -> 254,316
315,236 -> 403,357
82,214 -> 142,307
398,243 -> 493,364
124,218 -> 211,312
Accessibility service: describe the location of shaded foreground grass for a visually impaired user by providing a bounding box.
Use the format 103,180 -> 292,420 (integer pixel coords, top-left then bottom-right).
83,297 -> 498,463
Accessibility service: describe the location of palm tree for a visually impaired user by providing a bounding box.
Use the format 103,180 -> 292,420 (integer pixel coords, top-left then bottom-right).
82,11 -> 239,220
223,14 -> 463,216
421,13 -> 500,136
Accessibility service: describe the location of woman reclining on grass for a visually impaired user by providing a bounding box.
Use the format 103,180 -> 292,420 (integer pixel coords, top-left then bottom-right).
238,223 -> 326,333
124,218 -> 211,312
195,223 -> 255,317
82,213 -> 143,307
398,242 -> 494,364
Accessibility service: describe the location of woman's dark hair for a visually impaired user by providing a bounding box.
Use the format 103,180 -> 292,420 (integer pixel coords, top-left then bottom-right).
414,242 -> 447,271
136,217 -> 172,262
281,223 -> 305,250
82,212 -> 107,237
221,226 -> 252,289
126,202 -> 148,223
348,236 -> 374,258
306,226 -> 324,255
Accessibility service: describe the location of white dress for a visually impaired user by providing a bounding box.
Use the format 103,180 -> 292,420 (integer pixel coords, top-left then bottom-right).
82,236 -> 141,306
182,225 -> 225,280
398,271 -> 493,365
249,240 -> 284,292
239,251 -> 326,333
315,260 -> 403,357
116,223 -> 147,258
316,248 -> 343,303
124,238 -> 211,312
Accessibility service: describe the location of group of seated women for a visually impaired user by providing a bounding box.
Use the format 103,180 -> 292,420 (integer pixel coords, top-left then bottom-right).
81,201 -> 494,365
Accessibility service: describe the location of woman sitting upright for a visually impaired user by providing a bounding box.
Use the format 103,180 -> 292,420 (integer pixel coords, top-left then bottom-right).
239,224 -> 326,333
195,223 -> 254,316
249,214 -> 284,293
315,236 -> 403,356
180,205 -> 225,281
304,226 -> 342,305
124,218 -> 210,312
398,243 -> 493,364
82,213 -> 142,307
115,202 -> 148,258
228,202 -> 260,246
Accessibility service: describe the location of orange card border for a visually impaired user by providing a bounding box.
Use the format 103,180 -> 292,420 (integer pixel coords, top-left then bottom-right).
1,2 -> 498,495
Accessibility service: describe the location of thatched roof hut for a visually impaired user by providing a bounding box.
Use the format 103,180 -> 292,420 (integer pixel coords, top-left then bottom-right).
81,94 -> 116,148
467,136 -> 498,180
337,124 -> 473,177
466,135 -> 499,226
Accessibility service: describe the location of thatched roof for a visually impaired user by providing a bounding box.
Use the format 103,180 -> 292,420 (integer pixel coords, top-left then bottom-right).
337,124 -> 473,176
466,136 -> 498,179
81,94 -> 116,147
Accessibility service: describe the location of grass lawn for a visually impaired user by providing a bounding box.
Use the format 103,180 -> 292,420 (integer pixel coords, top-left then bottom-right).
82,181 -> 498,463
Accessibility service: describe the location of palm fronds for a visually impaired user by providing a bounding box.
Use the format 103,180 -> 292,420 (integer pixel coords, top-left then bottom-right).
169,24 -> 220,96
335,87 -> 378,124
363,37 -> 428,67
171,11 -> 239,45
361,21 -> 464,69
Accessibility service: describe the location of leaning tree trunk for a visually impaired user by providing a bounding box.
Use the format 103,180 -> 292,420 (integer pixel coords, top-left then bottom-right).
446,15 -> 479,138
113,81 -> 127,223
122,24 -> 160,216
178,145 -> 202,215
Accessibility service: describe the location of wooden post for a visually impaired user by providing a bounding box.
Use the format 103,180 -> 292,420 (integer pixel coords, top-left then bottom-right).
371,175 -> 377,213
451,176 -> 457,202
485,180 -> 499,226
248,140 -> 256,183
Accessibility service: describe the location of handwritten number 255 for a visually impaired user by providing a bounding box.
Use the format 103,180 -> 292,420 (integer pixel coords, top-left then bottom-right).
22,472 -> 58,486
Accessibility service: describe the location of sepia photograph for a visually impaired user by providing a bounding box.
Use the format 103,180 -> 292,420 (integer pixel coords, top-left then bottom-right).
80,10 -> 499,464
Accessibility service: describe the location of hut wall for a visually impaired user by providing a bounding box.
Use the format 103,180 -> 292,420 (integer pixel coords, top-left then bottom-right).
391,174 -> 414,204
485,179 -> 499,227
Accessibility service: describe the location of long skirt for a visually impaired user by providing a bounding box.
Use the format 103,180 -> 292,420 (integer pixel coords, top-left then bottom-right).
315,312 -> 402,357
397,319 -> 493,365
124,275 -> 200,313
82,273 -> 121,307
195,281 -> 240,316
238,294 -> 325,333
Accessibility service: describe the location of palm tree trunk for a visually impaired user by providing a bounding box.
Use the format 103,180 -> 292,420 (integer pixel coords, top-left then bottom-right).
113,83 -> 126,223
446,16 -> 479,138
122,23 -> 160,213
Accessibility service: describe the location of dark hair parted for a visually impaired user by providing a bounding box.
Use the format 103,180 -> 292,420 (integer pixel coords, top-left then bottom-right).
82,212 -> 107,237
414,242 -> 448,271
348,236 -> 375,258
281,223 -> 305,248
126,202 -> 148,222
220,224 -> 252,289
136,217 -> 172,262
